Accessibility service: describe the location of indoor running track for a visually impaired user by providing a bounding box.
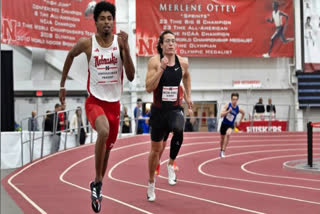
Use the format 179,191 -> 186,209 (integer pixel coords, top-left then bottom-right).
2,132 -> 320,214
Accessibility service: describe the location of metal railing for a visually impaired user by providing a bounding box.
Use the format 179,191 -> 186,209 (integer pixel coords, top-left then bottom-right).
19,102 -> 320,167
20,109 -> 94,166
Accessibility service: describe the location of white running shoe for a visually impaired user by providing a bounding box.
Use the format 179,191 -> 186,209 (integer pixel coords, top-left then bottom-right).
262,53 -> 270,58
286,38 -> 294,42
167,164 -> 177,186
147,181 -> 156,202
220,150 -> 225,158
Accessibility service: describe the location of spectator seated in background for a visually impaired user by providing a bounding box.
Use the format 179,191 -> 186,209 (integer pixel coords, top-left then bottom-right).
254,97 -> 265,120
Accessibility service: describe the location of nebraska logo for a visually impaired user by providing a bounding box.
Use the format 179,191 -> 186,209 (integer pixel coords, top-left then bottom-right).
94,53 -> 118,67
113,47 -> 117,50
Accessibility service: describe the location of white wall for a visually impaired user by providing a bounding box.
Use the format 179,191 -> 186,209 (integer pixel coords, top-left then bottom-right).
1,45 -> 33,81
136,57 -> 296,111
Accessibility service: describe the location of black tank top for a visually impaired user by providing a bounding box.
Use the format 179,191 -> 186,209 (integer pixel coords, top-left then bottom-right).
153,55 -> 182,110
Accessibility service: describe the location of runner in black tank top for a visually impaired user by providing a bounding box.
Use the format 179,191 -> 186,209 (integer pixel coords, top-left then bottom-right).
145,30 -> 193,202
153,54 -> 182,110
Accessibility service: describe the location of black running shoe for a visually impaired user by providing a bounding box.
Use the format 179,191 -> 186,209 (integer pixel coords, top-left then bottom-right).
90,181 -> 102,213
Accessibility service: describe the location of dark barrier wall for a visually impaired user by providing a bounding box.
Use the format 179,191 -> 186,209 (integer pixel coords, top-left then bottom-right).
1,50 -> 15,131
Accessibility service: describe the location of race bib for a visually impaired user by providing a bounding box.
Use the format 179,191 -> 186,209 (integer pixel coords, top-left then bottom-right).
162,86 -> 178,102
226,112 -> 235,122
97,67 -> 119,85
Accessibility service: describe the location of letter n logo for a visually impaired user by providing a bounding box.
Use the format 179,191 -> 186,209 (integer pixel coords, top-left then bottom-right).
1,19 -> 17,42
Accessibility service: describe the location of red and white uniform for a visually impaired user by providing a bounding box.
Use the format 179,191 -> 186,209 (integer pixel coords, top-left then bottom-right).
85,35 -> 122,150
87,34 -> 123,102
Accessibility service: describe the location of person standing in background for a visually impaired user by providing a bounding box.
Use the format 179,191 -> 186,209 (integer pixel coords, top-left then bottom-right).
28,111 -> 39,131
207,112 -> 217,132
134,98 -> 144,134
254,97 -> 265,120
70,107 -> 87,146
121,106 -> 131,133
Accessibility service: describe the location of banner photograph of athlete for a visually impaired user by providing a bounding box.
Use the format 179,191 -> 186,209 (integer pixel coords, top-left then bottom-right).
263,1 -> 294,58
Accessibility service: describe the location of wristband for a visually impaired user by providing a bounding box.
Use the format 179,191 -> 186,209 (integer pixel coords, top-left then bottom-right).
60,87 -> 65,90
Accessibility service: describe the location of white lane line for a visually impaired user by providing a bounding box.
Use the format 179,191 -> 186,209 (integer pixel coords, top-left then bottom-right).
197,148 -> 320,191
184,133 -> 313,138
108,151 -> 266,214
5,134 -> 312,214
158,149 -> 320,205
241,153 -> 320,182
59,155 -> 153,214
7,143 -> 93,214
183,137 -> 308,143
7,140 -> 152,214
158,175 -> 320,205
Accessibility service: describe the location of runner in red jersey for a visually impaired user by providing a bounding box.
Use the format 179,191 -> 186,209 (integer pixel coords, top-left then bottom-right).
59,2 -> 135,213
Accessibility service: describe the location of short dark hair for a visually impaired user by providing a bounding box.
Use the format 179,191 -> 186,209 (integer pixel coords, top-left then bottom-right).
157,30 -> 175,55
94,1 -> 116,22
137,98 -> 142,103
231,93 -> 239,99
55,103 -> 60,109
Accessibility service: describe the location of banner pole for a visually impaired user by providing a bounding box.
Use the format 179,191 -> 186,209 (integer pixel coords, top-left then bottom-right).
300,0 -> 305,72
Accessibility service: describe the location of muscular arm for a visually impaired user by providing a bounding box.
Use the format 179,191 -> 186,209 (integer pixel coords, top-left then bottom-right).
181,58 -> 191,100
145,56 -> 163,93
60,37 -> 90,88
118,35 -> 135,81
280,11 -> 288,19
280,11 -> 289,25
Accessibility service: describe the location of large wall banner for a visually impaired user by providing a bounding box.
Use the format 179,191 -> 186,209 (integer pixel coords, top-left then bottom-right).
303,0 -> 320,72
1,0 -> 115,50
136,0 -> 294,57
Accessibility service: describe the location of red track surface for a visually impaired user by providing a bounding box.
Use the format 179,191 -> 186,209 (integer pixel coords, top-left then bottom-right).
2,132 -> 320,214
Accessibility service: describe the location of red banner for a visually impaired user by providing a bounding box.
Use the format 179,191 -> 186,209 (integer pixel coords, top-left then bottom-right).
136,0 -> 294,57
238,120 -> 288,133
1,0 -> 115,50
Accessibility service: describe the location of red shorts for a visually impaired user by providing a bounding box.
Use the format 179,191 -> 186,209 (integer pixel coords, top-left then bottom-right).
85,96 -> 120,150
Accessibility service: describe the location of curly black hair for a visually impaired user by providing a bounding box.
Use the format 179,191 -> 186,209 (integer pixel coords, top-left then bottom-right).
94,1 -> 116,22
